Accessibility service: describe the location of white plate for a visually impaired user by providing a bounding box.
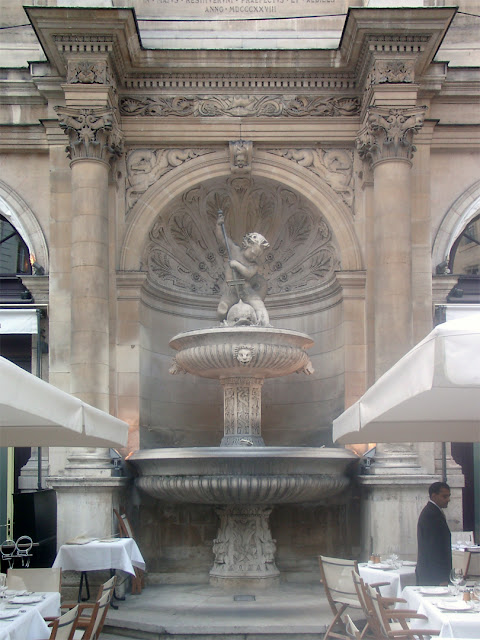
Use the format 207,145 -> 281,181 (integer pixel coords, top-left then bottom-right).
402,560 -> 416,566
420,587 -> 450,596
436,600 -> 474,612
0,609 -> 20,620
9,596 -> 43,604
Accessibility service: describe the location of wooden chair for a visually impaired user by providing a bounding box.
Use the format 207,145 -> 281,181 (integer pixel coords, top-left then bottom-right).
365,583 -> 440,640
113,508 -> 144,594
6,567 -> 62,592
344,615 -> 362,640
73,589 -> 113,640
318,556 -> 364,640
44,605 -> 80,640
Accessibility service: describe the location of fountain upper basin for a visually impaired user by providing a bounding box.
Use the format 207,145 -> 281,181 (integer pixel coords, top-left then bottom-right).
169,327 -> 313,379
129,447 -> 357,504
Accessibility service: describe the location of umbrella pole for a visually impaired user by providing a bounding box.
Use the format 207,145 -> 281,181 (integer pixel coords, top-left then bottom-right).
36,309 -> 42,491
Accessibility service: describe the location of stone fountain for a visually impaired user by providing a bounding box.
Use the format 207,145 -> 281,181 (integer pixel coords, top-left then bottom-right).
130,213 -> 356,587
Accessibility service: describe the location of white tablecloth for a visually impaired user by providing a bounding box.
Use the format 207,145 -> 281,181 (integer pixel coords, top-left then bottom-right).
53,538 -> 145,576
0,591 -> 61,640
401,586 -> 480,638
359,562 -> 417,598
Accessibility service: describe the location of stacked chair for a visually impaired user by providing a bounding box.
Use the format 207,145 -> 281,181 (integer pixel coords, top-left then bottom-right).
113,508 -> 144,594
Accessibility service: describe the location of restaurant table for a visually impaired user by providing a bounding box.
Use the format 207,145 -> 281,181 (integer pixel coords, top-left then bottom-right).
52,537 -> 145,601
401,585 -> 480,638
0,591 -> 60,640
359,561 -> 417,598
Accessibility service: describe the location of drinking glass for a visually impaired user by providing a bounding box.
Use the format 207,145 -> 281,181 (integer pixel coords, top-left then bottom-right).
0,574 -> 6,599
449,568 -> 464,596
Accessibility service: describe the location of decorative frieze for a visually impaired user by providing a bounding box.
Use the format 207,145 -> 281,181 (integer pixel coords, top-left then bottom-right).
221,377 -> 264,447
55,106 -> 123,163
267,148 -> 354,208
356,106 -> 426,165
119,95 -> 360,118
126,148 -> 214,209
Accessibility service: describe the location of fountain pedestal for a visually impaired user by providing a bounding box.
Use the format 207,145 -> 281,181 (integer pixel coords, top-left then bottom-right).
210,505 -> 280,587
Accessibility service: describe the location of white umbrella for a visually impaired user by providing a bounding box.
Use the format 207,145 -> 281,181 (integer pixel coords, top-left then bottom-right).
0,356 -> 128,448
333,315 -> 480,444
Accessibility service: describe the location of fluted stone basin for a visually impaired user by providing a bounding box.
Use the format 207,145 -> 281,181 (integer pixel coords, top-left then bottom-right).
169,327 -> 314,379
130,447 -> 356,504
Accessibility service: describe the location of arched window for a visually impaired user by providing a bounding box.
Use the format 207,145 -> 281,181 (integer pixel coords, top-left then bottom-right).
0,214 -> 32,275
449,213 -> 480,275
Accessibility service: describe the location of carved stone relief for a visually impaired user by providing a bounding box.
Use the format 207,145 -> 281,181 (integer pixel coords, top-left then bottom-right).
210,506 -> 279,580
126,148 -> 215,210
267,148 -> 354,208
119,95 -> 360,118
364,59 -> 415,92
67,59 -> 111,85
144,178 -> 339,301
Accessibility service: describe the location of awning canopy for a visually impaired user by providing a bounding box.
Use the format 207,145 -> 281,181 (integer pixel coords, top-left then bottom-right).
333,315 -> 480,445
0,356 -> 128,448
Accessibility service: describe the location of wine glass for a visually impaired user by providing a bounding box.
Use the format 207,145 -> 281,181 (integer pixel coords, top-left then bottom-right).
450,568 -> 464,596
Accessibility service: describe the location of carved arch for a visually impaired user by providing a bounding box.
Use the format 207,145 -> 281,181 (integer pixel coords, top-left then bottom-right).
120,150 -> 362,273
432,180 -> 480,272
0,179 -> 49,272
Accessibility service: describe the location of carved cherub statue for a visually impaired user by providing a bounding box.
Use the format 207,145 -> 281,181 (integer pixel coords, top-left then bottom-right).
215,211 -> 271,327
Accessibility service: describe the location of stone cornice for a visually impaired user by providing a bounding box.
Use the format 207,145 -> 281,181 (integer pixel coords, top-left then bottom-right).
25,6 -> 457,80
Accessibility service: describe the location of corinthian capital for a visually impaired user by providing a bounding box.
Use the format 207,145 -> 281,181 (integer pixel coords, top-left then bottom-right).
356,106 -> 426,165
55,106 -> 123,163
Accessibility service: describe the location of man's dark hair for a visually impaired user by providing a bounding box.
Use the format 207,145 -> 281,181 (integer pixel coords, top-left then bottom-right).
429,481 -> 450,497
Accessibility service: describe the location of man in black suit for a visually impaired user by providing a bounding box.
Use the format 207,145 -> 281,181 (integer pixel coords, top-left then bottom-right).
416,481 -> 452,585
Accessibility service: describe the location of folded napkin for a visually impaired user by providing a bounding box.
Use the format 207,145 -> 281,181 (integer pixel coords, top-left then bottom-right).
65,536 -> 98,545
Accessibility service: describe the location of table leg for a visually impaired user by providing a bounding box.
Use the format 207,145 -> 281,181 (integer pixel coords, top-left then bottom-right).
78,571 -> 90,602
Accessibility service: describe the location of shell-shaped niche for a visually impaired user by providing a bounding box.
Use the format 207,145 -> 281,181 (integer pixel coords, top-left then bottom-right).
143,177 -> 340,305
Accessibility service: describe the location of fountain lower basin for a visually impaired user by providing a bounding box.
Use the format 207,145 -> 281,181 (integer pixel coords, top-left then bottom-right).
130,446 -> 356,504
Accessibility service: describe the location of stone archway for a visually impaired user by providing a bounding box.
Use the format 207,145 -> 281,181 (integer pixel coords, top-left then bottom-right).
120,149 -> 362,275
0,179 -> 49,272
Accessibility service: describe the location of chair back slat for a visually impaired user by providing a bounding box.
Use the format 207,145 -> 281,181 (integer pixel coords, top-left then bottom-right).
51,604 -> 80,640
6,567 -> 61,592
